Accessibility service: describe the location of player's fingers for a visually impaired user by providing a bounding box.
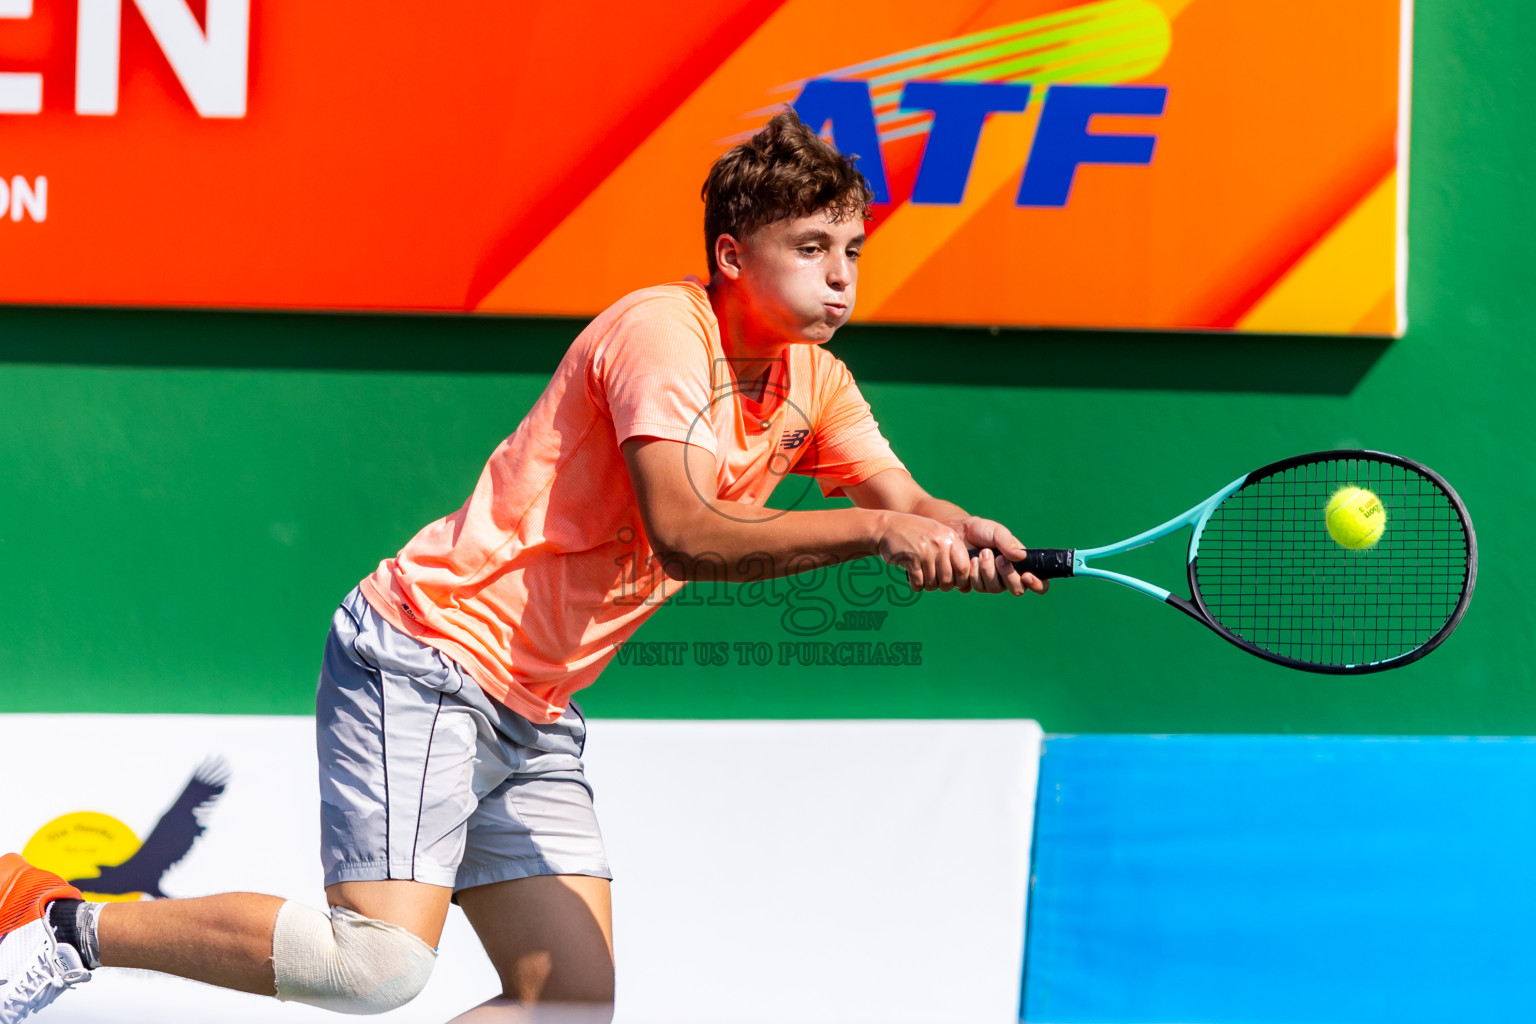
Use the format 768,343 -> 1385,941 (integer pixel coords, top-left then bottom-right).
992,524 -> 1027,561
885,546 -> 920,590
953,538 -> 974,593
996,552 -> 1026,596
945,535 -> 972,592
961,553 -> 976,594
930,546 -> 951,591
1021,572 -> 1049,595
963,518 -> 1027,561
974,548 -> 1002,593
995,553 -> 1019,595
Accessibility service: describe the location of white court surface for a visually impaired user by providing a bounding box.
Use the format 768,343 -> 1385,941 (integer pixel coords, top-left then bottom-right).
0,716 -> 1041,1024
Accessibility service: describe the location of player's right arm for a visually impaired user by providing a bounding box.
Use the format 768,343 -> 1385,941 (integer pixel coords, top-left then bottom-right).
621,437 -> 974,590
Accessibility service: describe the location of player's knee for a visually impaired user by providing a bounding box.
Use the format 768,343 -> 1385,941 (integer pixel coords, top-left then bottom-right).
270,902 -> 437,1014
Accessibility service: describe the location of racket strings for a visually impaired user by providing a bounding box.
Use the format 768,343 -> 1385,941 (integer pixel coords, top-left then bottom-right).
1193,458 -> 1470,668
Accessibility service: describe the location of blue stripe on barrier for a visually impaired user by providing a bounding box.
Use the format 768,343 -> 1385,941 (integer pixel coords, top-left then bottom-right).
1022,735 -> 1536,1024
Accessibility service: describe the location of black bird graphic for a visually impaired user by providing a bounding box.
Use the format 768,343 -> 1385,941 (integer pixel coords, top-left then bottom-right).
68,759 -> 230,899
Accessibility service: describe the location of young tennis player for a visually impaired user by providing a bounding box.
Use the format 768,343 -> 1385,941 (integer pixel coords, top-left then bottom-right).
0,109 -> 1045,1022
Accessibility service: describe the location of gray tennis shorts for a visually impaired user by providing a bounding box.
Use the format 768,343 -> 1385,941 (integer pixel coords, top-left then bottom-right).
315,587 -> 611,891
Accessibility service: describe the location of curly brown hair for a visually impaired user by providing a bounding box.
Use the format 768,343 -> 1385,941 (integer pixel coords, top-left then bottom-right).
701,109 -> 875,275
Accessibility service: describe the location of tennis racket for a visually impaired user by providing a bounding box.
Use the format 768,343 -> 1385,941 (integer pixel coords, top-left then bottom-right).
992,450 -> 1477,673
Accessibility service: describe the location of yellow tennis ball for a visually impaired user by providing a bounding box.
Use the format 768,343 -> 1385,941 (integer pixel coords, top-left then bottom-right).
1325,486 -> 1387,549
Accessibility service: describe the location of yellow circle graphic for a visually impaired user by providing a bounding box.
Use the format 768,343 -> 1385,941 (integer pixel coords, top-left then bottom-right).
23,812 -> 146,903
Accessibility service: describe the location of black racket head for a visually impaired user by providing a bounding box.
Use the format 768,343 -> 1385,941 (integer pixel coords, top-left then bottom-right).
1185,450 -> 1477,674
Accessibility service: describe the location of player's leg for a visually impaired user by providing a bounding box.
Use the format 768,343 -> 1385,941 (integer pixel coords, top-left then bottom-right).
103,589 -> 473,1008
457,874 -> 614,1006
105,588 -> 490,1011
93,879 -> 454,993
326,879 -> 454,948
1,861 -> 446,1017
442,877 -> 613,1022
442,699 -> 615,1019
282,587 -> 498,1008
95,891 -> 284,992
1,590 -> 469,1019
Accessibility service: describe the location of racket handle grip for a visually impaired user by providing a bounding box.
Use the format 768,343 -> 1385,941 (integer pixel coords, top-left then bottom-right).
968,547 -> 1077,578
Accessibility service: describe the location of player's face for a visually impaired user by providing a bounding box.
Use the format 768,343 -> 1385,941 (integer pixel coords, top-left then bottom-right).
735,212 -> 865,343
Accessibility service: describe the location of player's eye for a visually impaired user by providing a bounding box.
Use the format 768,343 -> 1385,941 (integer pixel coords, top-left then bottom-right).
847,248 -> 862,261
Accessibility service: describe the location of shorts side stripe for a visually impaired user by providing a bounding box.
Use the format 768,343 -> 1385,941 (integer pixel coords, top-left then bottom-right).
380,671 -> 391,869
412,693 -> 445,878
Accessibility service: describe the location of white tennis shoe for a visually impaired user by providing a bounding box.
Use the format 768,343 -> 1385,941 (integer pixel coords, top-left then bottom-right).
0,918 -> 90,1023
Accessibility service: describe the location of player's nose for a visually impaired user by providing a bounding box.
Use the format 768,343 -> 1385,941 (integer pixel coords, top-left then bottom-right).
827,253 -> 854,288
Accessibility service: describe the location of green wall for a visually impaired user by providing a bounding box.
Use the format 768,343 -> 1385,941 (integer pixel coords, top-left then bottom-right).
2,1 -> 1530,731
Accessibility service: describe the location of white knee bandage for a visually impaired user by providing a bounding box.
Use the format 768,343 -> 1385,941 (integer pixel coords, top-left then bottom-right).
271,903 -> 437,1014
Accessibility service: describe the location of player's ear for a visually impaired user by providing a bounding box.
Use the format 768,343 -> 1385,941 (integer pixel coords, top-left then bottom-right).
714,233 -> 744,281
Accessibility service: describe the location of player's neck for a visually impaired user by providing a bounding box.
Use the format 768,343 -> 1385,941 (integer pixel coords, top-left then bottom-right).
706,277 -> 791,381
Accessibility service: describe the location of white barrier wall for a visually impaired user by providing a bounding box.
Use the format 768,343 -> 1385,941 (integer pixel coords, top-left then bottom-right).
0,717 -> 1041,1024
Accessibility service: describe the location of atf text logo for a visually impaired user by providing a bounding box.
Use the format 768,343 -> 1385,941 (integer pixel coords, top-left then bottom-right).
782,0 -> 1170,208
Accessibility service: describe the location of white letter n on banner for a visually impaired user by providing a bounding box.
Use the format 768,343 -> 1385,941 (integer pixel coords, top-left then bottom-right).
77,0 -> 249,117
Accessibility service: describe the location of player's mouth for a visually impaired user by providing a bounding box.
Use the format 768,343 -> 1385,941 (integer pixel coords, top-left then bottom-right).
824,301 -> 848,316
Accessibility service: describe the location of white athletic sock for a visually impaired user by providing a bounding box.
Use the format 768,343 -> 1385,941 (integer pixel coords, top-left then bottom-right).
75,902 -> 104,969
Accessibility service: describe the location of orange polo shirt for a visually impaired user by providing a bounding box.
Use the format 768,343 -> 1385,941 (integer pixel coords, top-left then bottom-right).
360,278 -> 905,723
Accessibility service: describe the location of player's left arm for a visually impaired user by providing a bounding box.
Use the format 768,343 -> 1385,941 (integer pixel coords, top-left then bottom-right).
843,469 -> 1047,595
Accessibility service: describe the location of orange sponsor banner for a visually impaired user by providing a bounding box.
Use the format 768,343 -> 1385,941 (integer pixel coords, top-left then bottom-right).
0,0 -> 1407,334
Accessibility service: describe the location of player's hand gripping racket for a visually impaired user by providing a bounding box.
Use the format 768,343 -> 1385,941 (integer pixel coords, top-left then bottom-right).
990,450 -> 1477,673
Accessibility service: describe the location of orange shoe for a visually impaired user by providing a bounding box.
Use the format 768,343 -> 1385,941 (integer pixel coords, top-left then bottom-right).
0,856 -> 80,938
